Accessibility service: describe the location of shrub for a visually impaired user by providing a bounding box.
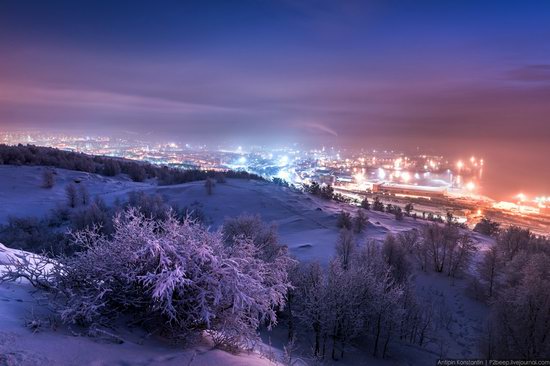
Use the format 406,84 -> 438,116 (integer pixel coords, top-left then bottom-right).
0,216 -> 70,255
222,214 -> 285,263
474,218 -> 500,236
42,168 -> 55,188
5,209 -> 293,350
372,197 -> 384,211
336,211 -> 352,230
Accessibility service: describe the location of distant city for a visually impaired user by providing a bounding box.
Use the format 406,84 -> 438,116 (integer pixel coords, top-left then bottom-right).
2,130 -> 548,234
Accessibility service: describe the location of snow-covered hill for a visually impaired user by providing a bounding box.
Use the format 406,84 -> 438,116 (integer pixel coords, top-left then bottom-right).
1,242 -> 279,366
0,165 -> 496,365
0,165 -> 432,264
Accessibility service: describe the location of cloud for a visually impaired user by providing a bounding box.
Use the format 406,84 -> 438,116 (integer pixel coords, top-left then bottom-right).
0,84 -> 246,116
507,64 -> 550,82
300,122 -> 338,136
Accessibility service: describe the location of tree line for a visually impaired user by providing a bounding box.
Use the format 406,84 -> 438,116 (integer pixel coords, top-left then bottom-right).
0,144 -> 264,184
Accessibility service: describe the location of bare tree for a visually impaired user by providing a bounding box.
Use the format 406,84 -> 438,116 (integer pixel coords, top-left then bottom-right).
446,233 -> 477,278
478,246 -> 500,299
382,234 -> 410,283
336,229 -> 355,270
66,183 -> 78,208
353,209 -> 368,233
78,184 -> 90,205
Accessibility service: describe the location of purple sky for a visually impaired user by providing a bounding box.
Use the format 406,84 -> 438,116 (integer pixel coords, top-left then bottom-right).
0,1 -> 549,199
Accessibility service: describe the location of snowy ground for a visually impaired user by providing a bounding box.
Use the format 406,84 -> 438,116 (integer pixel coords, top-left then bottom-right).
0,165 -> 496,365
0,243 -> 278,366
0,165 -> 428,265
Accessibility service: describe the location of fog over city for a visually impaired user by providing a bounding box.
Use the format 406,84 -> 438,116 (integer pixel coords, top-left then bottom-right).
1,1 -> 549,199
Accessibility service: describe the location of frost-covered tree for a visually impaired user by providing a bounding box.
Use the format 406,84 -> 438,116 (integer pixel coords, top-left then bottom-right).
5,209 -> 293,350
222,214 -> 284,263
474,218 -> 500,237
496,225 -> 531,260
477,246 -> 500,299
446,233 -> 477,278
125,191 -> 174,221
484,252 -> 550,359
336,229 -> 355,270
382,234 -> 410,283
422,223 -> 459,273
292,261 -> 326,357
292,241 -> 406,361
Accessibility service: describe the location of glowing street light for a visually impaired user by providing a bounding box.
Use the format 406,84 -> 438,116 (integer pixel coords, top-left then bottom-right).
466,181 -> 476,191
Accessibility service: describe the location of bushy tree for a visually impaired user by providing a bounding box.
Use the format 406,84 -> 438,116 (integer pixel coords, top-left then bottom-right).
6,209 -> 293,350
292,262 -> 325,356
70,198 -> 113,234
496,226 -> 531,260
446,233 -> 477,278
336,211 -> 352,230
372,197 -> 384,211
394,207 -> 404,221
474,218 -> 500,236
292,242 -> 406,361
222,214 -> 285,263
319,185 -> 334,200
0,216 -> 70,255
128,164 -> 147,182
484,252 -> 550,359
102,159 -> 121,176
125,191 -> 174,221
360,197 -> 370,210
422,223 -> 459,273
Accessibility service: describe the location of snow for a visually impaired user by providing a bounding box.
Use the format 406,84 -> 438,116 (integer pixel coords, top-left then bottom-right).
0,165 -> 433,265
1,242 -> 278,366
0,165 -> 500,365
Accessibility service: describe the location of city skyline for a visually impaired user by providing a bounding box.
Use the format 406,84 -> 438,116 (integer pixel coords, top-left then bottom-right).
1,0 -> 549,198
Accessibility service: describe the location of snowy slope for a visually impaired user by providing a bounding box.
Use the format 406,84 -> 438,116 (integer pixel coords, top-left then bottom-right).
1,243 -> 278,366
0,165 -> 411,264
0,165 -> 497,365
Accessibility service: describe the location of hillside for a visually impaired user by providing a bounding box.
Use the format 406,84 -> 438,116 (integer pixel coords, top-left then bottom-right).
0,165 -> 499,365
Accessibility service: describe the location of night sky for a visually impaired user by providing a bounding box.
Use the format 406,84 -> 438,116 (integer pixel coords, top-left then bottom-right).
0,0 -> 549,199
